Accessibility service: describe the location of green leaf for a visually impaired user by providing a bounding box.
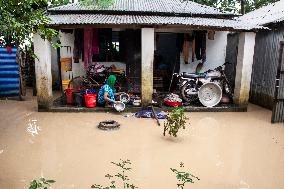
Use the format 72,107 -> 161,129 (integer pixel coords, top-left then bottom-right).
46,180 -> 56,183
29,180 -> 37,189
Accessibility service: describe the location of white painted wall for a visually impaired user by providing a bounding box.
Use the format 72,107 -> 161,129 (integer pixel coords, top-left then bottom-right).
33,33 -> 53,108
179,31 -> 229,73
234,32 -> 256,105
57,30 -> 126,81
141,28 -> 154,105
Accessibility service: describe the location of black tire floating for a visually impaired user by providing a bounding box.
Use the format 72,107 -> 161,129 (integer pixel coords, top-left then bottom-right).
98,120 -> 120,130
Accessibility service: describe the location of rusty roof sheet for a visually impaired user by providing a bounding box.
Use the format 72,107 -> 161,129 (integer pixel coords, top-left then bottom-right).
238,0 -> 284,26
48,13 -> 262,30
48,0 -> 234,16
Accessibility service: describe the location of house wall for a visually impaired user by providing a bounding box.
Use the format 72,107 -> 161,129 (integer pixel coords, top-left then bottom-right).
58,30 -> 126,81
179,31 -> 229,73
250,24 -> 284,109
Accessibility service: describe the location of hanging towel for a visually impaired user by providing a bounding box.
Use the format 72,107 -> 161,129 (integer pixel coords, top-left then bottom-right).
201,31 -> 206,63
190,34 -> 196,63
176,33 -> 184,53
73,29 -> 83,63
195,31 -> 206,62
92,29 -> 99,55
84,28 -> 93,69
182,34 -> 190,64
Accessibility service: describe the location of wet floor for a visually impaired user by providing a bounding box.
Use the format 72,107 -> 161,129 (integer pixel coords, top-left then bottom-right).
0,95 -> 284,189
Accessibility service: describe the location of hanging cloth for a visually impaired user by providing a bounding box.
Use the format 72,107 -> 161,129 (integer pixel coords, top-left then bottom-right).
201,31 -> 206,63
92,29 -> 99,55
191,38 -> 196,62
73,29 -> 83,63
182,34 -> 190,64
195,31 -> 206,62
84,28 -> 93,69
176,33 -> 184,53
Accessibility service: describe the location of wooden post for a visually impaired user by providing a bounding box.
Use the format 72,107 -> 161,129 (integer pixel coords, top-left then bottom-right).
141,28 -> 154,107
33,33 -> 53,110
233,32 -> 256,105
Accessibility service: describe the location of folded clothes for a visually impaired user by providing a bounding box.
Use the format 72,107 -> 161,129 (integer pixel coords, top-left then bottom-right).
134,110 -> 167,119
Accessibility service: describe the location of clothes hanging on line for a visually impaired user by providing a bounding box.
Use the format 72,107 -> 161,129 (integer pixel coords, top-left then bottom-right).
183,34 -> 190,64
194,31 -> 206,63
92,29 -> 99,55
73,29 -> 83,63
191,35 -> 195,63
84,28 -> 93,69
83,28 -> 100,69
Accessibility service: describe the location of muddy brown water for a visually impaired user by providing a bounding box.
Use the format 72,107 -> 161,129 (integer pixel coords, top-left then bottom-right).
0,95 -> 284,189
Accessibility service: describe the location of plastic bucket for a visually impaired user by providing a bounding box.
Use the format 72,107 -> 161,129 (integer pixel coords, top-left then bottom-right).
65,88 -> 75,105
62,80 -> 70,91
84,93 -> 97,108
74,92 -> 84,107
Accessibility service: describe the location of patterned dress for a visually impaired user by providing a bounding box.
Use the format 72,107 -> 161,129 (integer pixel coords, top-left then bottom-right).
97,84 -> 116,105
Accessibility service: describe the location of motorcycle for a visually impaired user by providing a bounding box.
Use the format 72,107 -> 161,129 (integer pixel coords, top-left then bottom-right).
171,62 -> 233,106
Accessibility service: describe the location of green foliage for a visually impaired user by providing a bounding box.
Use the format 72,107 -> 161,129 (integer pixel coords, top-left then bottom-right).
163,107 -> 189,137
91,159 -> 138,189
80,0 -> 114,8
29,177 -> 55,189
0,0 -> 61,53
188,0 -> 279,14
171,162 -> 200,189
243,0 -> 279,13
49,0 -> 70,8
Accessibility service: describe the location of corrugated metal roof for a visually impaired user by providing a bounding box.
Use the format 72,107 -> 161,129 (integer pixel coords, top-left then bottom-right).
49,0 -> 234,16
49,14 -> 262,30
238,0 -> 284,26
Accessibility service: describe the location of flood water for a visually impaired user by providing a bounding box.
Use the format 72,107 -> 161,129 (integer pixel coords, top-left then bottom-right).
0,95 -> 284,189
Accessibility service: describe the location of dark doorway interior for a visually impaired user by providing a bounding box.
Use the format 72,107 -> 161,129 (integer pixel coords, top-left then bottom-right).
154,33 -> 178,92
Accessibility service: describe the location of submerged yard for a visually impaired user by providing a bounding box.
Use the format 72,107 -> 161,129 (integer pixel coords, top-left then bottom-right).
0,95 -> 284,189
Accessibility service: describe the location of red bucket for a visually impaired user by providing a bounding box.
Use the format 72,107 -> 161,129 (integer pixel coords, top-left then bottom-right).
84,93 -> 97,108
65,88 -> 75,105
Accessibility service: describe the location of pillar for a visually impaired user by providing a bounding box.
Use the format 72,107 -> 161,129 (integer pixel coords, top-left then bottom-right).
141,28 -> 154,106
33,33 -> 53,110
233,32 -> 256,105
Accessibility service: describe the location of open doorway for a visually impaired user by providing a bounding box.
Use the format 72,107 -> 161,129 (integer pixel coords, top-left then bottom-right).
154,32 -> 178,93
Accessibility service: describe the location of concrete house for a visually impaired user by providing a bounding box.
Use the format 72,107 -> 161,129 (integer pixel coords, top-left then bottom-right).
34,0 -> 260,111
238,0 -> 284,122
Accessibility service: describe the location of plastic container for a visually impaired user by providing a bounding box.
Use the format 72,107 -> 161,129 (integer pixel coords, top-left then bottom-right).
85,90 -> 96,94
113,102 -> 125,112
84,93 -> 97,108
62,80 -> 70,91
198,82 -> 222,107
164,100 -> 182,107
65,88 -> 75,105
74,92 -> 84,107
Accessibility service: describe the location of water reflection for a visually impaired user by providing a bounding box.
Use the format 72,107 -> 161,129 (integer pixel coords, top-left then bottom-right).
26,119 -> 40,137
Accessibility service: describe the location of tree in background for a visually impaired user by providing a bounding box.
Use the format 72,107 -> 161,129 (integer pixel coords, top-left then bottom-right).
244,0 -> 279,13
0,0 -> 69,53
189,0 -> 279,14
0,0 -> 114,52
49,0 -> 71,7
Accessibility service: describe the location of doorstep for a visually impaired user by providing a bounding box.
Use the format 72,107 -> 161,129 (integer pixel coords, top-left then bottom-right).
43,104 -> 247,113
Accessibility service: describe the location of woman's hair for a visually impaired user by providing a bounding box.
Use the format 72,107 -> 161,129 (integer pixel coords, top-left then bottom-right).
106,75 -> 116,91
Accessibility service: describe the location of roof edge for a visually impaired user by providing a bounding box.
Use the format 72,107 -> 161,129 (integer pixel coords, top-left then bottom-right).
48,9 -> 236,19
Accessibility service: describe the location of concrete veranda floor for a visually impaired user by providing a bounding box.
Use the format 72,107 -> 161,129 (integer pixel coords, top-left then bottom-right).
0,94 -> 284,189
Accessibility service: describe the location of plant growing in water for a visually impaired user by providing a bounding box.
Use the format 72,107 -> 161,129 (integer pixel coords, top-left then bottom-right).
163,107 -> 189,137
91,159 -> 138,189
171,162 -> 200,189
29,177 -> 55,189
